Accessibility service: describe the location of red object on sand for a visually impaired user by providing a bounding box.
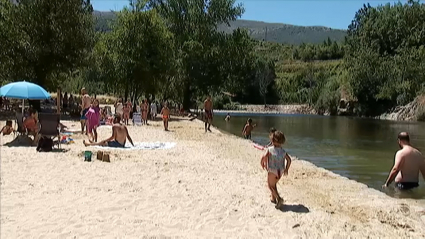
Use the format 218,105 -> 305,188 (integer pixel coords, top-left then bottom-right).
253,143 -> 265,150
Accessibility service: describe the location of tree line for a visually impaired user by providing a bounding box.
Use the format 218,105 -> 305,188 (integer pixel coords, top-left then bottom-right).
0,0 -> 277,110
1,0 -> 425,117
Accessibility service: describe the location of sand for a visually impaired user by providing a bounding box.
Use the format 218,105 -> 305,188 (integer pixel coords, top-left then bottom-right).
2,118 -> 425,238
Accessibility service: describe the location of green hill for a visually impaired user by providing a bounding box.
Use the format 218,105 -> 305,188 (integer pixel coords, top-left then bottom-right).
93,11 -> 346,45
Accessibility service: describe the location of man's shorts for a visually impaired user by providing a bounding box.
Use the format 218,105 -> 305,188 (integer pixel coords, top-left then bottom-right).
396,182 -> 419,190
81,108 -> 89,120
107,140 -> 125,148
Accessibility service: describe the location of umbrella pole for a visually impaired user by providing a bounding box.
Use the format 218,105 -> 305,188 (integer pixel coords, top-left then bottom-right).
22,99 -> 24,114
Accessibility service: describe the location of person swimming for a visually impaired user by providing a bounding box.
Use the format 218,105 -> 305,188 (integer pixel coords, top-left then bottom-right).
225,113 -> 230,121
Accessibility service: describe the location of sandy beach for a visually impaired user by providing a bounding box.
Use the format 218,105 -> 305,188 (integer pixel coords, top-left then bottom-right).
2,118 -> 425,238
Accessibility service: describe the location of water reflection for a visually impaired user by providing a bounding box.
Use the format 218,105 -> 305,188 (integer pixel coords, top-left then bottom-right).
214,113 -> 425,199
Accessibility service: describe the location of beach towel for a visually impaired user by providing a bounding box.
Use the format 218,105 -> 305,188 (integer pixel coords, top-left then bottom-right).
93,142 -> 176,150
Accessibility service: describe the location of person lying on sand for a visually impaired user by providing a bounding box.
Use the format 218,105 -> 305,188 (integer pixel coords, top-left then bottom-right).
383,132 -> 425,190
242,118 -> 256,140
83,114 -> 134,148
261,130 -> 292,209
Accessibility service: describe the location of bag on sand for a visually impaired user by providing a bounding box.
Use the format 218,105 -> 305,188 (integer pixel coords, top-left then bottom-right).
36,136 -> 53,152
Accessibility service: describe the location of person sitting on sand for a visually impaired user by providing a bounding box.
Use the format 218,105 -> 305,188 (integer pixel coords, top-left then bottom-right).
242,118 -> 256,140
1,120 -> 15,135
225,113 -> 231,121
383,132 -> 425,190
83,114 -> 134,148
160,102 -> 170,131
261,130 -> 292,209
265,127 -> 277,147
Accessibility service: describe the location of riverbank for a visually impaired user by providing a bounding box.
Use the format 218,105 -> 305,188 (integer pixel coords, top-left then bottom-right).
2,119 -> 425,237
212,104 -> 317,115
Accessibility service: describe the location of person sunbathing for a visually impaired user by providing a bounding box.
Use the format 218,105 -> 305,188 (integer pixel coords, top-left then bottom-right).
23,109 -> 39,135
23,109 -> 40,145
83,114 -> 134,148
1,120 -> 15,135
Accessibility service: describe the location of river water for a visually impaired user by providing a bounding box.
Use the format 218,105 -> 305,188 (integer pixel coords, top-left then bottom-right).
212,112 -> 425,199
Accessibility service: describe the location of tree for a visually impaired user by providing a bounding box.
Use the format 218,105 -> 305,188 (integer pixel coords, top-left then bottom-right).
344,1 -> 425,116
149,0 -> 245,109
2,0 -> 95,91
106,1 -> 174,102
256,59 -> 275,106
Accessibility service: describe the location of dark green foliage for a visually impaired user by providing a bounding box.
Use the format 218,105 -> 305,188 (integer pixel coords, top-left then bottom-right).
0,0 -> 95,91
345,0 -> 425,116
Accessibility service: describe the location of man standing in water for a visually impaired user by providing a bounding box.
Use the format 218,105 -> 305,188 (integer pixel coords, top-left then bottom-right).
204,96 -> 213,132
383,132 -> 425,190
83,114 -> 134,148
80,88 -> 91,134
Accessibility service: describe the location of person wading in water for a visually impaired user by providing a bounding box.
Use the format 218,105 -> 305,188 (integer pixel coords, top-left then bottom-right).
383,132 -> 425,190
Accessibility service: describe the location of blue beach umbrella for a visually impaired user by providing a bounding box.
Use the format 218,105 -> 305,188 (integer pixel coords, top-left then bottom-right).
0,81 -> 50,99
0,81 -> 51,113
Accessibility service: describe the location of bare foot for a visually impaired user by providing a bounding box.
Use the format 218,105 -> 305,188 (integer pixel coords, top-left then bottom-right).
275,198 -> 284,209
270,195 -> 277,204
83,140 -> 88,147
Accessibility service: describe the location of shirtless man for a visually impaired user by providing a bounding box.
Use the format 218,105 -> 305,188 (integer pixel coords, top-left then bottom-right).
83,114 -> 134,148
204,96 -> 213,132
383,132 -> 425,190
160,102 -> 170,131
80,88 -> 91,134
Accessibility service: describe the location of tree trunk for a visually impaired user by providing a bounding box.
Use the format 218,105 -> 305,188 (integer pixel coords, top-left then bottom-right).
124,84 -> 129,102
183,83 -> 191,111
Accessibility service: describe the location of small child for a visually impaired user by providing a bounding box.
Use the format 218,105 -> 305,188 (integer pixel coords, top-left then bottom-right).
242,118 -> 256,139
160,102 -> 170,131
225,113 -> 231,121
1,120 -> 15,135
85,99 -> 101,142
260,131 -> 292,209
265,127 -> 277,147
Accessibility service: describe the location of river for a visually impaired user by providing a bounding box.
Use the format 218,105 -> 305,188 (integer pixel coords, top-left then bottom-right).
212,112 -> 425,199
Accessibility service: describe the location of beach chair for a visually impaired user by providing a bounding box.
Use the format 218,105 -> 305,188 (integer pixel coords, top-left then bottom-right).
38,113 -> 61,149
15,112 -> 27,137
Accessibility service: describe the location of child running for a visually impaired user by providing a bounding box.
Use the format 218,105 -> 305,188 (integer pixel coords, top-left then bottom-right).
160,102 -> 170,131
260,130 -> 292,209
242,118 -> 256,139
85,99 -> 101,142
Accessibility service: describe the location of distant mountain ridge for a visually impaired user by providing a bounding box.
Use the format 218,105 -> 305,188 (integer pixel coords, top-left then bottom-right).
93,11 -> 347,45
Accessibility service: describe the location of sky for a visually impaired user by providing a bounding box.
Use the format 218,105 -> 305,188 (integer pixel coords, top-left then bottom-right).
91,0 -> 408,30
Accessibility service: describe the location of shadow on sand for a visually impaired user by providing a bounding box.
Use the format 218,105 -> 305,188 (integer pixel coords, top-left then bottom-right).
277,204 -> 310,213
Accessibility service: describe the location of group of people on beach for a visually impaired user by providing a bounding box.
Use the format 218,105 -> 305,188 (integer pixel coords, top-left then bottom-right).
80,87 -> 199,148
